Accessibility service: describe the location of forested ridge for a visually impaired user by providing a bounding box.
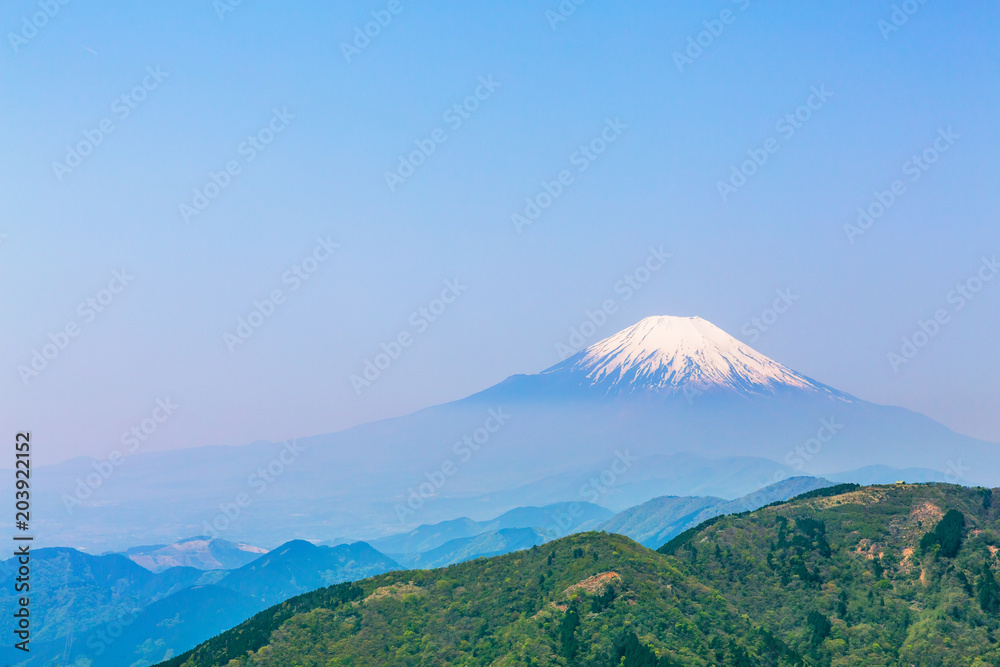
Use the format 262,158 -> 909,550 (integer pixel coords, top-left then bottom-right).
159,483 -> 1000,666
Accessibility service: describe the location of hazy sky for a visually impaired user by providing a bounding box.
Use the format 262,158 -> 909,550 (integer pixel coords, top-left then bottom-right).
2,1 -> 998,464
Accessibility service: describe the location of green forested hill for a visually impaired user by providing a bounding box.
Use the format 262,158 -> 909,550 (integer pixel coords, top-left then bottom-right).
161,532 -> 804,666
159,483 -> 1000,667
660,482 -> 1000,666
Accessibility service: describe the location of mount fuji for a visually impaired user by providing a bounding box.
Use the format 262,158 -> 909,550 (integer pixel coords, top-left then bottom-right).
30,315 -> 1000,549
540,315 -> 836,397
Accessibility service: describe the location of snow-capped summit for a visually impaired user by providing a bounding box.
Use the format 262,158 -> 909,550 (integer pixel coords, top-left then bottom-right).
544,315 -> 829,397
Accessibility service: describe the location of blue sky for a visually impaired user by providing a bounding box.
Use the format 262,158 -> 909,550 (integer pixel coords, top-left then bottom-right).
2,0 -> 998,463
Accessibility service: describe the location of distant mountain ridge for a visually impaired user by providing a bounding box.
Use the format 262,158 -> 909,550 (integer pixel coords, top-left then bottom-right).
120,536 -> 268,572
599,476 -> 834,548
216,540 -> 398,607
0,540 -> 398,667
367,501 -> 613,555
25,315 -> 1000,549
396,527 -> 550,568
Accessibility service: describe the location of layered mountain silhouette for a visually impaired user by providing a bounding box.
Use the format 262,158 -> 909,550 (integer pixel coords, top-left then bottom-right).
29,315 -> 1000,549
598,475 -> 833,548
0,540 -> 398,667
120,536 -> 268,572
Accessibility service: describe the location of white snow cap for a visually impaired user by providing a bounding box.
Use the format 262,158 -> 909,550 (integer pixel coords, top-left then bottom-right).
549,315 -> 826,396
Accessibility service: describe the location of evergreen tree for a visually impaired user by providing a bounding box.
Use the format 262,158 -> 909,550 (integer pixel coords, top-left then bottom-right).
978,561 -> 1000,614
558,604 -> 580,660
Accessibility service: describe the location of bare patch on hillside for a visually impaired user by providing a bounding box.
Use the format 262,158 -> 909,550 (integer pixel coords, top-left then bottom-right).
855,539 -> 884,561
899,547 -> 915,571
364,582 -> 422,602
910,501 -> 944,526
812,488 -> 888,509
563,571 -> 622,598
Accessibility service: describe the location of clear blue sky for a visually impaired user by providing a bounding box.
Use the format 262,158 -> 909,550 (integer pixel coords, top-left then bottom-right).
2,0 -> 998,463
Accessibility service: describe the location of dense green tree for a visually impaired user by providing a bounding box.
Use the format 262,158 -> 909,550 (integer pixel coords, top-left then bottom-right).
558,604 -> 580,660
979,561 -> 1000,614
806,611 -> 831,646
920,509 -> 966,557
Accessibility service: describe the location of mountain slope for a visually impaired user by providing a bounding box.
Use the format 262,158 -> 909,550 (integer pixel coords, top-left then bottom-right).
92,584 -> 262,667
121,536 -> 268,572
0,548 -> 203,645
158,532 -> 806,667
543,315 -> 836,397
396,527 -> 550,568
660,482 -> 1000,665
599,495 -> 727,548
369,501 -> 613,556
160,483 -> 1000,667
217,540 -> 399,607
481,501 -> 613,534
368,517 -> 485,554
0,541 -> 400,667
599,476 -> 835,549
